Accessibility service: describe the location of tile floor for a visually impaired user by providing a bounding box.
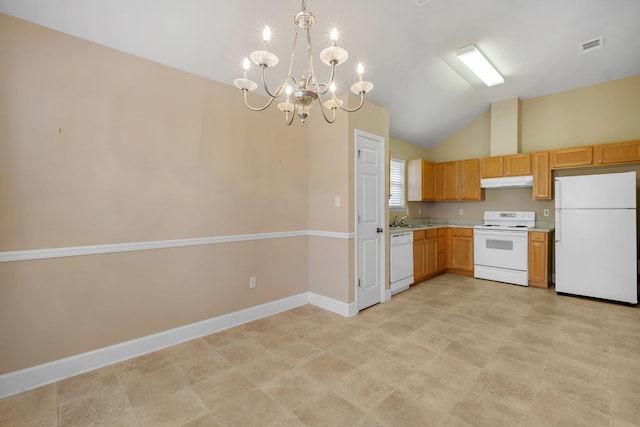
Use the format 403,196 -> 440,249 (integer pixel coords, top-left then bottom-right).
2,274 -> 640,426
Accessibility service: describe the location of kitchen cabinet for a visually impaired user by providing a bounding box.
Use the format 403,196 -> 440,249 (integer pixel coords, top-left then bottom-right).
413,230 -> 426,283
437,228 -> 447,273
505,153 -> 532,176
550,146 -> 593,169
594,140 -> 640,166
407,159 -> 436,201
425,230 -> 437,278
435,163 -> 444,201
480,156 -> 504,178
528,231 -> 552,288
447,227 -> 474,276
532,151 -> 551,200
481,154 -> 531,178
441,161 -> 459,200
460,159 -> 482,200
441,160 -> 483,201
413,229 -> 438,283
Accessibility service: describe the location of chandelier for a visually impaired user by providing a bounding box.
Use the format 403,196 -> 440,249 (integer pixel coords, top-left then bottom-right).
233,0 -> 373,125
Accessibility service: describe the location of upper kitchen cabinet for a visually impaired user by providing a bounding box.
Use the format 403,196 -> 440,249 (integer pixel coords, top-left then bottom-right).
481,153 -> 531,178
460,159 -> 483,201
441,161 -> 460,200
407,159 -> 436,201
593,140 -> 640,166
480,156 -> 504,178
441,160 -> 483,201
550,146 -> 593,169
532,151 -> 551,199
505,153 -> 532,176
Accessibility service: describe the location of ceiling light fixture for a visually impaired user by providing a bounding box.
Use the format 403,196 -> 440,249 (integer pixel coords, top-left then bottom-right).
233,0 -> 373,125
456,45 -> 504,87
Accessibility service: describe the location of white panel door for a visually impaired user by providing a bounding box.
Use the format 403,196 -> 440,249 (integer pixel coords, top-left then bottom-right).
356,130 -> 385,311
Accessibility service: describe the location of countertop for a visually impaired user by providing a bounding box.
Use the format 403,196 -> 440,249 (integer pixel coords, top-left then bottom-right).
389,223 -> 554,235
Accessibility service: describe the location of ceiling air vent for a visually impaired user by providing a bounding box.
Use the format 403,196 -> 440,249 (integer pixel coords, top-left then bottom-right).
414,0 -> 433,6
579,36 -> 604,54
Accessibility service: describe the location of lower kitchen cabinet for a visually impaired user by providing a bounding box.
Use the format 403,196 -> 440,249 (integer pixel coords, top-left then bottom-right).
529,231 -> 552,288
437,228 -> 447,273
447,227 -> 474,276
413,230 -> 426,283
413,229 -> 439,284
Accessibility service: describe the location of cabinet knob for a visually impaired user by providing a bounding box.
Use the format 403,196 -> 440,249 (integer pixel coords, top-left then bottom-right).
599,160 -> 603,164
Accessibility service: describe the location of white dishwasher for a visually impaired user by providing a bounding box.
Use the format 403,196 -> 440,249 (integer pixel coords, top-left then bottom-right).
390,232 -> 414,295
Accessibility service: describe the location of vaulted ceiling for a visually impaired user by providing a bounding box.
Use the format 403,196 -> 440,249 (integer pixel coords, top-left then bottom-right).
2,0 -> 639,148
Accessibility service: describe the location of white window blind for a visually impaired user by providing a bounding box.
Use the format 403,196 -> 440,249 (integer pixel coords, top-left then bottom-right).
389,158 -> 406,210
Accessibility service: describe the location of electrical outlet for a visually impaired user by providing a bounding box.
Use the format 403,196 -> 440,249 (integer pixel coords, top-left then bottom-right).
458,208 -> 464,216
543,209 -> 550,217
249,276 -> 256,288
335,196 -> 341,207
418,208 -> 422,215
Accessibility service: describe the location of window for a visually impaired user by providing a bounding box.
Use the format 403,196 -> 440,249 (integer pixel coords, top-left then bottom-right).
389,158 -> 406,211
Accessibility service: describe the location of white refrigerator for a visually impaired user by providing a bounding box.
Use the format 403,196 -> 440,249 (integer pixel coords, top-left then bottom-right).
555,171 -> 638,304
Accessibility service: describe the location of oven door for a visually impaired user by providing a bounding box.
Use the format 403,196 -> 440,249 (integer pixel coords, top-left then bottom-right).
473,229 -> 528,271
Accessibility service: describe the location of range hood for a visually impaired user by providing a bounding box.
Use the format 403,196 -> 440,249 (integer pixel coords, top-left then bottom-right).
481,175 -> 533,189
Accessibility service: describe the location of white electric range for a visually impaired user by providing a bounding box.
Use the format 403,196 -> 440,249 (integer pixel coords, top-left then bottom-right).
473,211 -> 535,286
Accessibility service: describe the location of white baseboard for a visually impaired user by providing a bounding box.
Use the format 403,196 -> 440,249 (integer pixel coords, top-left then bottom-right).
384,288 -> 392,302
0,292 -> 308,399
308,292 -> 358,318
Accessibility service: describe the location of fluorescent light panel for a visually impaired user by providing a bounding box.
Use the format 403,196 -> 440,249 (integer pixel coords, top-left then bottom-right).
456,45 -> 504,87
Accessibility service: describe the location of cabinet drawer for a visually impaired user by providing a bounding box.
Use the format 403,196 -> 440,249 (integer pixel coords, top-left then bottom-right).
450,227 -> 473,237
413,230 -> 425,240
425,229 -> 437,239
529,231 -> 547,242
437,228 -> 446,237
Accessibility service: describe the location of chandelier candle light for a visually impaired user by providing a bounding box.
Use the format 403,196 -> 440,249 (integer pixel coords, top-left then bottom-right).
233,0 -> 373,125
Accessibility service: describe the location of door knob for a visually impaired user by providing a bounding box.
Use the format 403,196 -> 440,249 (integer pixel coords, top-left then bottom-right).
376,227 -> 383,233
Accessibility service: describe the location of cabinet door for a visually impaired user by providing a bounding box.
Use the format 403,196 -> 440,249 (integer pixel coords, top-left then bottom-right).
528,231 -> 548,287
422,161 -> 437,201
449,228 -> 474,273
435,163 -> 444,201
413,231 -> 426,283
425,230 -> 437,277
594,140 -> 640,166
480,157 -> 504,178
437,229 -> 447,272
532,151 -> 551,200
460,159 -> 482,201
505,153 -> 531,176
550,146 -> 593,169
441,162 -> 459,200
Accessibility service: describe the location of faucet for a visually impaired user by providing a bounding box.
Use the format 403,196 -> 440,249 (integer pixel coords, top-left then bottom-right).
391,215 -> 409,227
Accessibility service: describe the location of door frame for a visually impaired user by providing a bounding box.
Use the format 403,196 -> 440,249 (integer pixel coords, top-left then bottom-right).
354,129 -> 387,311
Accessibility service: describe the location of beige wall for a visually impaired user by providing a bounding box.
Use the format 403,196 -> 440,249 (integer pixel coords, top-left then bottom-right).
389,137 -> 430,161
0,14 -> 309,373
521,75 -> 640,152
307,95 -> 390,303
427,110 -> 491,162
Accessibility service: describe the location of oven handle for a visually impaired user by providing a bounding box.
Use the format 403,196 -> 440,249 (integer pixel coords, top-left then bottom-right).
474,229 -> 528,238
